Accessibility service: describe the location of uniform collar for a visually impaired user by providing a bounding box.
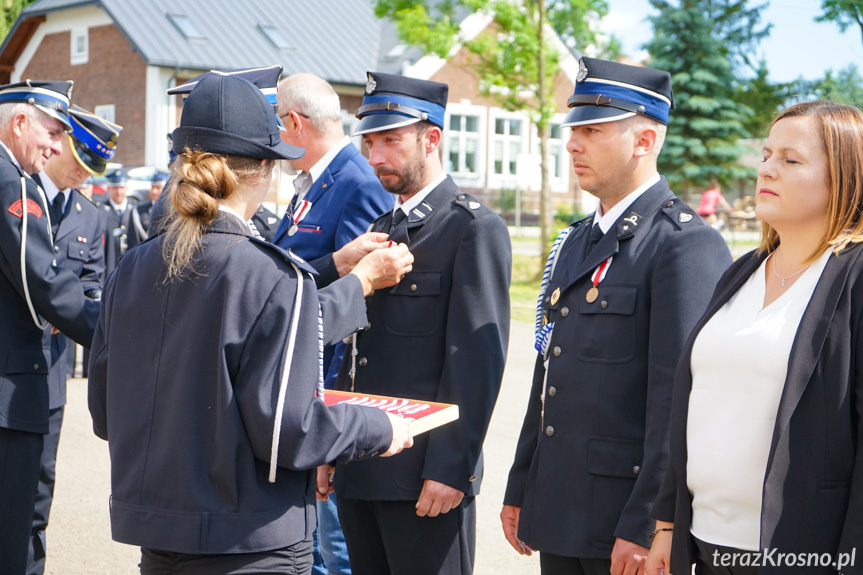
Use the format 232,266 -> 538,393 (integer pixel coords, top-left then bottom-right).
396,171 -> 446,217
306,136 -> 351,184
39,172 -> 68,206
0,139 -> 21,171
594,172 -> 660,233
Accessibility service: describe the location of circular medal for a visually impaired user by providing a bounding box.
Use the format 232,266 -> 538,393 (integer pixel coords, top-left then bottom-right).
586,286 -> 599,303
550,287 -> 561,306
288,224 -> 298,236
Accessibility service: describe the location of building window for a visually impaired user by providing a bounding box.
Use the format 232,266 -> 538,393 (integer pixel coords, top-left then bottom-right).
93,105 -> 115,124
447,114 -> 480,175
70,28 -> 88,65
169,14 -> 205,40
493,117 -> 522,176
259,25 -> 293,50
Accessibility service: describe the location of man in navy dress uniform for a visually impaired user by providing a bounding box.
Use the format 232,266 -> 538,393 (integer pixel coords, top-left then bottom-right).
127,171 -> 164,250
501,57 -> 732,575
0,80 -> 101,575
275,72 -> 394,575
332,72 -> 511,575
99,170 -> 135,276
29,104 -> 120,574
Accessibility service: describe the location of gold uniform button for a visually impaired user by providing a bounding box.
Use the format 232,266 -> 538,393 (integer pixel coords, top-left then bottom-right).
633,465 -> 641,475
544,426 -> 555,437
410,284 -> 417,292
79,250 -> 84,256
547,386 -> 557,397
468,475 -> 477,482
560,307 -> 569,317
600,300 -> 608,309
33,363 -> 40,370
457,194 -> 466,201
358,357 -> 368,367
552,346 -> 561,357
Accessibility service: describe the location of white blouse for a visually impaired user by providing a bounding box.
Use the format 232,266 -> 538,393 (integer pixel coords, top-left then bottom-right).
687,249 -> 832,550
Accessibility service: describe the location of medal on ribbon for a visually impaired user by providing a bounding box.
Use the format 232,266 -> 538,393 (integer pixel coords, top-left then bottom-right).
586,257 -> 612,303
287,199 -> 313,236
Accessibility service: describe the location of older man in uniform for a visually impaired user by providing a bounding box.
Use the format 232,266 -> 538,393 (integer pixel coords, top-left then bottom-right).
127,172 -> 163,250
501,58 -> 732,575
331,72 -> 511,575
0,80 -> 101,575
29,104 -> 120,574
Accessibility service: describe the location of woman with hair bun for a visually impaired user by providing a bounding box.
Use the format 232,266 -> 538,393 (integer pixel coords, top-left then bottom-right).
88,74 -> 414,574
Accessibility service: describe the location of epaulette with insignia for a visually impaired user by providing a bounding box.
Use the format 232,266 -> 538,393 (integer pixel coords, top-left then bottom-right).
259,242 -> 319,276
453,192 -> 486,218
661,197 -> 699,229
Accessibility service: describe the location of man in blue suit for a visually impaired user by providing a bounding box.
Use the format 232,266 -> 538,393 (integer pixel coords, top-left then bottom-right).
29,105 -> 119,574
275,72 -> 393,575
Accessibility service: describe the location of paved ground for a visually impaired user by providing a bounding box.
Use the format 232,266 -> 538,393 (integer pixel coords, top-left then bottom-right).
44,321 -> 541,574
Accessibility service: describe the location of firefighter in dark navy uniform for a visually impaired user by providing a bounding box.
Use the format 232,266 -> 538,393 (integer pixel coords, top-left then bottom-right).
27,104 -> 119,575
126,171 -> 164,250
331,71 -> 512,575
28,104 -> 118,573
501,57 -> 733,575
0,80 -> 101,574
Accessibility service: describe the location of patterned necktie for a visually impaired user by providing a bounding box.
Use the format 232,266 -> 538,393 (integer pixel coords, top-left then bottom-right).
585,224 -> 604,255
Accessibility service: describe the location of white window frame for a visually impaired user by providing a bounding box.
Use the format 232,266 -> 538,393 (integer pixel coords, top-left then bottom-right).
70,28 -> 88,65
531,112 -> 570,194
442,102 -> 486,189
341,109 -> 361,150
93,104 -> 115,124
487,108 -> 529,191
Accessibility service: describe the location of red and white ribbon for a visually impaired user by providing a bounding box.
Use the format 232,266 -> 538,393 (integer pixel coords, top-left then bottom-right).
591,257 -> 613,288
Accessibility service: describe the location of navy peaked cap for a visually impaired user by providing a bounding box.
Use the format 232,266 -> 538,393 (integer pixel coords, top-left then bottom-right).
562,57 -> 674,127
151,172 -> 168,184
172,74 -> 303,161
68,105 -> 123,176
355,71 -> 448,135
0,80 -> 74,129
107,170 -> 127,185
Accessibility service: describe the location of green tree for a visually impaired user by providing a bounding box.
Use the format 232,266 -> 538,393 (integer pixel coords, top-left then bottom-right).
783,64 -> 863,109
645,0 -> 769,194
375,0 -> 615,267
734,59 -> 786,138
817,0 -> 863,47
1,0 -> 36,41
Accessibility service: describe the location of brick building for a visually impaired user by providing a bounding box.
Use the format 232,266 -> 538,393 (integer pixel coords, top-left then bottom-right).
0,0 -> 594,214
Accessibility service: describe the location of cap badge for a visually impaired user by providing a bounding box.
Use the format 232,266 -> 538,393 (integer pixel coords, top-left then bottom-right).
365,73 -> 377,95
577,59 -> 589,83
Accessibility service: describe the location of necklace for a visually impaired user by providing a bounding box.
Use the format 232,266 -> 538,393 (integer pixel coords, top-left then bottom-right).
772,253 -> 810,287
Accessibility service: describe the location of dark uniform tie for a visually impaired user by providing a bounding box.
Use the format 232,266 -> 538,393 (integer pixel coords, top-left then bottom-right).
585,224 -> 604,255
50,193 -> 64,236
389,208 -> 409,245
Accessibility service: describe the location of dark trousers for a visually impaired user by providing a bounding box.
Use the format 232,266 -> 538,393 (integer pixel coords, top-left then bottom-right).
694,537 -> 758,575
0,427 -> 43,575
26,406 -> 64,575
338,496 -> 476,575
140,536 -> 314,575
539,553 -> 611,575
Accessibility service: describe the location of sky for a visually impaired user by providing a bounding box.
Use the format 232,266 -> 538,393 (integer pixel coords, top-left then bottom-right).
598,0 -> 862,83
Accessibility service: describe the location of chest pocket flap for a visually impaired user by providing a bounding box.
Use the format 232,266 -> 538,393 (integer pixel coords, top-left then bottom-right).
389,271 -> 441,297
578,284 -> 637,315
5,346 -> 49,375
67,241 -> 89,262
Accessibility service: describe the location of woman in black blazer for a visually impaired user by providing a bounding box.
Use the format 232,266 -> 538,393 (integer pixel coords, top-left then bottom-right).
88,74 -> 414,574
646,101 -> 863,575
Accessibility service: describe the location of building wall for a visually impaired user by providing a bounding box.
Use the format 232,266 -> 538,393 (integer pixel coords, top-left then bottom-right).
18,20 -> 148,167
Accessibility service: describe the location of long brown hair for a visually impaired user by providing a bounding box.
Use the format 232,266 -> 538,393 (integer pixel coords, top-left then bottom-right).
758,101 -> 863,262
162,148 -> 273,281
